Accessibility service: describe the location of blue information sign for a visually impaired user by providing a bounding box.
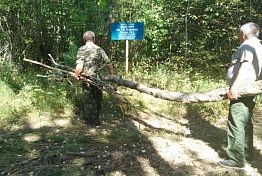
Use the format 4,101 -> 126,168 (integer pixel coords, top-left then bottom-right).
111,22 -> 144,40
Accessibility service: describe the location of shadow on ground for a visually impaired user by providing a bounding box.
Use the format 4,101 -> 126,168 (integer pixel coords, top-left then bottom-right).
0,96 -> 194,176
185,103 -> 262,175
1,94 -> 262,175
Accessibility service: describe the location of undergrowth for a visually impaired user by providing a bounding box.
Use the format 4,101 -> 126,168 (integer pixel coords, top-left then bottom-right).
0,65 -> 76,129
0,62 -> 230,129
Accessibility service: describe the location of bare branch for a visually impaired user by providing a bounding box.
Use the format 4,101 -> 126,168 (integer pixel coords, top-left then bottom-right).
23,58 -> 117,95
24,58 -> 262,103
48,54 -> 74,71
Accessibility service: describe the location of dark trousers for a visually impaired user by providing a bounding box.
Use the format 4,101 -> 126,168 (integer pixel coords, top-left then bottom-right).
226,96 -> 256,165
82,83 -> 103,124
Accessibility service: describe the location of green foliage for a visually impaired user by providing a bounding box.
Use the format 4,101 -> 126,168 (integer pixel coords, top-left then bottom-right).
60,42 -> 78,67
2,0 -> 262,72
108,0 -> 262,73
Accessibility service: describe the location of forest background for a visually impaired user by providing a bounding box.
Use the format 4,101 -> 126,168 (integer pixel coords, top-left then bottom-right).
1,0 -> 262,175
1,0 -> 261,72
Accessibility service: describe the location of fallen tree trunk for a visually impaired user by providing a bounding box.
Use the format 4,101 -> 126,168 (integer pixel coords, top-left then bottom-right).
103,75 -> 262,103
23,58 -> 262,103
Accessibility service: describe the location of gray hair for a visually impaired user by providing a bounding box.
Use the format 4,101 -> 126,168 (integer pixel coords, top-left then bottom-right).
83,31 -> 95,42
240,22 -> 260,38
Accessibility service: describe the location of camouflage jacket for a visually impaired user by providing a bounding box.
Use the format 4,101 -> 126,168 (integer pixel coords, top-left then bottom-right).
76,42 -> 111,78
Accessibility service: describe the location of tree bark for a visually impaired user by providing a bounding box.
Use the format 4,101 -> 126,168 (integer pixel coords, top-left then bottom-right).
103,75 -> 262,103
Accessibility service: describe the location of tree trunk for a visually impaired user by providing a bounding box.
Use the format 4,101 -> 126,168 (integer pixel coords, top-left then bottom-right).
103,75 -> 262,103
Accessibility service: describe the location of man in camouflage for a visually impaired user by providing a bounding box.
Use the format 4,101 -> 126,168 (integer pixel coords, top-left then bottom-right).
74,31 -> 113,126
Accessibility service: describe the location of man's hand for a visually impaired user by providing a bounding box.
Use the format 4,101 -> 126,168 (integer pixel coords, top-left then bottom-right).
74,73 -> 80,80
227,87 -> 238,100
74,63 -> 84,80
107,63 -> 113,76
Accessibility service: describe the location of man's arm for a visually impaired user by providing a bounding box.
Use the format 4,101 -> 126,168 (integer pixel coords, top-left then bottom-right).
107,63 -> 113,75
100,48 -> 113,76
227,61 -> 247,100
74,63 -> 84,80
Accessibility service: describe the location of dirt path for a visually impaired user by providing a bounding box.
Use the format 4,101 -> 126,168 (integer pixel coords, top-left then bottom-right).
128,105 -> 262,176
1,98 -> 262,175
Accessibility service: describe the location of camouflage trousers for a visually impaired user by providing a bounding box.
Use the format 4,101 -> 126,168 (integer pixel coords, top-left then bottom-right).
82,83 -> 103,125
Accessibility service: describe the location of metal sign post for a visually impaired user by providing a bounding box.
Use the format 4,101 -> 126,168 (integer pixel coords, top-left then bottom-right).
111,22 -> 144,74
125,40 -> 129,73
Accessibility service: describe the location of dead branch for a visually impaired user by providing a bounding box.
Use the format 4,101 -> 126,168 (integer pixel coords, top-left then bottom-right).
66,152 -> 99,157
48,54 -> 74,71
23,58 -> 117,95
24,58 -> 74,76
23,58 -> 262,103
